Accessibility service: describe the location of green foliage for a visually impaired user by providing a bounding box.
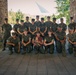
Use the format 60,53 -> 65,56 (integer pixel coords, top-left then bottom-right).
55,0 -> 70,25
8,9 -> 24,24
16,9 -> 24,20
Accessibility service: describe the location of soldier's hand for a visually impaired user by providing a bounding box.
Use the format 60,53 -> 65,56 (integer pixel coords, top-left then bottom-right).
73,42 -> 76,44
24,44 -> 26,46
12,44 -> 15,46
44,43 -> 47,46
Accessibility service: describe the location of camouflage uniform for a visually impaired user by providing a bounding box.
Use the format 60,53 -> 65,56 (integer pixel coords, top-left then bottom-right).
44,35 -> 54,54
7,35 -> 20,54
24,22 -> 31,31
58,23 -> 67,32
17,24 -> 25,41
29,23 -> 37,38
2,23 -> 12,50
68,32 -> 76,55
33,36 -> 44,54
55,29 -> 66,56
22,34 -> 32,53
45,21 -> 53,35
40,22 -> 46,39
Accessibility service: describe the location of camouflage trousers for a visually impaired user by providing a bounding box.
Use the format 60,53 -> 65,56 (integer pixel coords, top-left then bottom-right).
34,45 -> 45,54
45,44 -> 54,54
68,43 -> 76,54
23,45 -> 32,53
56,40 -> 66,56
8,45 -> 19,53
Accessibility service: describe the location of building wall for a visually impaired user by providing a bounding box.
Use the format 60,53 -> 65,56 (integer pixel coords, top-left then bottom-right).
70,0 -> 76,21
0,0 -> 8,26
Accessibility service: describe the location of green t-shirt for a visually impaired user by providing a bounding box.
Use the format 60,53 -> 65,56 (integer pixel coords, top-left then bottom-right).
58,23 -> 67,32
45,21 -> 53,31
22,34 -> 31,43
2,23 -> 12,39
55,31 -> 66,40
29,24 -> 37,32
44,35 -> 54,43
8,36 -> 20,45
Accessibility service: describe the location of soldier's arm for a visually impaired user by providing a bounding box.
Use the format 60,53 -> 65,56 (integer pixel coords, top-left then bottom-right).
47,40 -> 54,45
25,38 -> 31,46
44,27 -> 47,33
32,38 -> 36,46
61,36 -> 66,43
38,39 -> 43,45
44,39 -> 48,46
68,38 -> 74,44
7,40 -> 15,46
18,42 -> 20,53
33,27 -> 37,34
22,39 -> 25,45
17,28 -> 23,35
29,27 -> 34,34
55,35 -> 59,41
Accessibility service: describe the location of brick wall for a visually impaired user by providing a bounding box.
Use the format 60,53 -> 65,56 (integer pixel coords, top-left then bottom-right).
0,0 -> 8,26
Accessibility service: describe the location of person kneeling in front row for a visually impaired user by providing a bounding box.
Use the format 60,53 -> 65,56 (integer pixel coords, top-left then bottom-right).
44,30 -> 54,54
7,32 -> 20,55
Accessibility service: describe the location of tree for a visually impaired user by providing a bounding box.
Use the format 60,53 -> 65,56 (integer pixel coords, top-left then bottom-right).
8,9 -> 16,24
55,0 -> 70,25
16,9 -> 24,20
8,9 -> 24,24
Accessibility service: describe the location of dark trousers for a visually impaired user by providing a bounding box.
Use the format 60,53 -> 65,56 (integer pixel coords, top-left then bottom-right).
45,44 -> 54,54
56,40 -> 66,54
23,45 -> 32,53
8,45 -> 18,53
68,43 -> 76,54
34,45 -> 44,54
3,39 -> 7,49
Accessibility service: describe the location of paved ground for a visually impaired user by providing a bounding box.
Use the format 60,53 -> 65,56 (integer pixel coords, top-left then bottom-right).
0,49 -> 76,75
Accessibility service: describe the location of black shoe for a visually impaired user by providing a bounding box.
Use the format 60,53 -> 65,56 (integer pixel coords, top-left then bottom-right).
2,48 -> 5,51
9,52 -> 13,55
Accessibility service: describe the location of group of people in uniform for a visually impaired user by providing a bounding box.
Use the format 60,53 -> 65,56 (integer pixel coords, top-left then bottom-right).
1,15 -> 76,57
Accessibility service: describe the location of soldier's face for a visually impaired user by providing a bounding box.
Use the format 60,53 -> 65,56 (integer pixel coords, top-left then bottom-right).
41,20 -> 44,23
36,33 -> 40,37
16,21 -> 19,23
61,20 -> 63,23
36,17 -> 39,20
26,18 -> 29,21
23,31 -> 27,35
47,18 -> 50,21
31,21 -> 34,24
12,35 -> 16,38
58,28 -> 62,31
48,31 -> 52,35
69,29 -> 74,34
4,20 -> 8,24
53,20 -> 56,23
21,22 -> 24,25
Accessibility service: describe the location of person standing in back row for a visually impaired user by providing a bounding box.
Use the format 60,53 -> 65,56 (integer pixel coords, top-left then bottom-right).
13,19 -> 20,35
45,16 -> 53,36
40,18 -> 47,39
35,15 -> 41,32
24,16 -> 31,31
59,18 -> 67,32
1,18 -> 12,51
